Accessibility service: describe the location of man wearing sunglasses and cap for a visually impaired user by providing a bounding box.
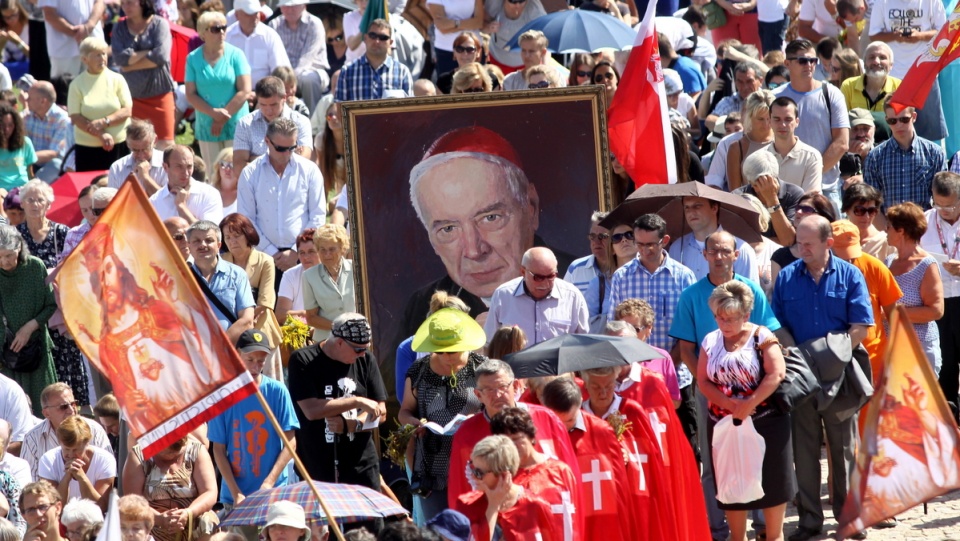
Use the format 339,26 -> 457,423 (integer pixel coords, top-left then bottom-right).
288,313 -> 387,490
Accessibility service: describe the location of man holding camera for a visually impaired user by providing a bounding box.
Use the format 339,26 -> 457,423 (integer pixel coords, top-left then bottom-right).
868,0 -> 946,80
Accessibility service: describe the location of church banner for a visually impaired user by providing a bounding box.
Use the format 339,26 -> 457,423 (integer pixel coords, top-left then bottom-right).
52,180 -> 255,459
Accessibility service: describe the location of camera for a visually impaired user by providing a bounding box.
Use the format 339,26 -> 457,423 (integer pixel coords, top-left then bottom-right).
901,27 -> 914,37
409,473 -> 435,496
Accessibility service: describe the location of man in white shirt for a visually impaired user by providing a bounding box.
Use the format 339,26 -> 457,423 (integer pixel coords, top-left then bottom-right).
149,145 -> 224,223
233,76 -> 313,173
20,383 -> 113,480
39,0 -> 105,77
0,373 -> 33,456
0,420 -> 31,488
226,0 -> 291,85
667,196 -> 760,282
268,0 -> 330,112
237,117 -> 326,274
106,118 -> 167,195
798,0 -> 843,43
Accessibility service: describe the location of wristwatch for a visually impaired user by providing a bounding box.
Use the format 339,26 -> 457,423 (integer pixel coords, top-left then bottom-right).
767,203 -> 782,213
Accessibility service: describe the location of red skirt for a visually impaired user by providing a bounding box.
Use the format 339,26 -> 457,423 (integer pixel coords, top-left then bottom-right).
133,92 -> 175,140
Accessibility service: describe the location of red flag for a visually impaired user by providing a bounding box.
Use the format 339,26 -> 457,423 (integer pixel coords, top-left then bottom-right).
836,306 -> 960,539
607,0 -> 677,187
52,180 -> 256,459
890,6 -> 960,111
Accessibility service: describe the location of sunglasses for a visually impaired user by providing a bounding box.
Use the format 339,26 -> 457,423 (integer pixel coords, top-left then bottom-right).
269,139 -> 296,153
528,271 -> 557,282
468,460 -> 492,480
454,45 -> 477,54
367,31 -> 390,42
461,87 -> 485,93
796,204 -> 817,214
886,116 -> 912,125
347,343 -> 367,354
507,0 -> 527,4
171,233 -> 186,241
611,231 -> 635,244
588,232 -> 610,242
851,205 -> 879,217
209,24 -> 227,33
577,70 -> 592,78
219,160 -> 233,169
43,401 -> 78,412
595,72 -> 615,83
528,80 -> 550,89
92,208 -> 106,216
787,56 -> 818,65
327,34 -> 344,43
767,81 -> 784,89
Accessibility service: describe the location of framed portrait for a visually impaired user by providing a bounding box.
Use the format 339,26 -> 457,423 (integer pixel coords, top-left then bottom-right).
341,86 -> 613,400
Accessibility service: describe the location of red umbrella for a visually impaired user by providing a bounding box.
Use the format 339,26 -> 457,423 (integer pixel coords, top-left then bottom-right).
170,23 -> 199,83
47,171 -> 107,227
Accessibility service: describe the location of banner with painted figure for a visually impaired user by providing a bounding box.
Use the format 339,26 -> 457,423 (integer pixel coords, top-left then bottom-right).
52,180 -> 255,459
836,306 -> 960,539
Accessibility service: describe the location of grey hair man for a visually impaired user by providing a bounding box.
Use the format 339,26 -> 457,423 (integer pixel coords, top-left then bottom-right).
107,118 -> 167,195
733,149 -> 805,245
24,81 -> 72,183
187,220 -> 255,342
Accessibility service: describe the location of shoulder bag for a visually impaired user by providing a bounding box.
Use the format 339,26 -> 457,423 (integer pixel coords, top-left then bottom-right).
753,328 -> 821,413
702,1 -> 728,29
0,294 -> 44,373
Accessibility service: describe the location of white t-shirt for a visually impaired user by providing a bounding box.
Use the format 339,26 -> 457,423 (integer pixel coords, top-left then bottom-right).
37,0 -> 104,59
799,0 -> 842,39
427,0 -> 478,51
343,10 -> 366,65
757,0 -> 789,22
869,0 -> 946,79
278,263 -> 306,312
37,446 -> 116,502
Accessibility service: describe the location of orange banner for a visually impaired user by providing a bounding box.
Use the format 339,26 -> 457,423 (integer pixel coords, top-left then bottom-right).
890,5 -> 960,110
836,306 -> 960,538
51,180 -> 255,459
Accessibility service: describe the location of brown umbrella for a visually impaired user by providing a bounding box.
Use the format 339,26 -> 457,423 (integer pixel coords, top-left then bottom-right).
599,181 -> 763,243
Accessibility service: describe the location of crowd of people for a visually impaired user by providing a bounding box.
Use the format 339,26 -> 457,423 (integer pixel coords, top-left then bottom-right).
0,0 -> 957,539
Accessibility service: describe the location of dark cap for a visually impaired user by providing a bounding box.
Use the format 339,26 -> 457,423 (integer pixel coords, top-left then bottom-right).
236,329 -> 272,354
3,187 -> 21,210
426,510 -> 471,541
331,317 -> 372,344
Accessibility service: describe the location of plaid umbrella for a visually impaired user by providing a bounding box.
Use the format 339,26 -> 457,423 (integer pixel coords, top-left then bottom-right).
219,480 -> 408,527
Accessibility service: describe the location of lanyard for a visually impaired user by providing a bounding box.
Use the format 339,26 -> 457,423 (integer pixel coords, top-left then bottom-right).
935,215 -> 960,260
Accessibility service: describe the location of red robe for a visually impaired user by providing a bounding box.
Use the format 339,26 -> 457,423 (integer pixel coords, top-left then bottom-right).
519,377 -> 589,406
456,488 -> 560,541
447,404 -> 580,508
513,459 -> 585,541
568,412 -> 639,541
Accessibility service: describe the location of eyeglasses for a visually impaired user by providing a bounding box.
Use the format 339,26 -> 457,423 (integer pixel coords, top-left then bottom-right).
478,383 -> 513,396
886,116 -> 912,125
636,239 -> 663,250
704,248 -> 735,257
851,205 -> 879,217
528,271 -> 557,282
630,323 -> 650,333
461,87 -> 485,93
468,460 -> 493,480
92,208 -> 106,216
454,45 -> 477,54
933,201 -> 960,212
24,197 -> 47,205
595,72 -> 615,83
528,80 -> 550,89
787,56 -> 818,65
171,233 -> 186,241
219,160 -> 233,169
23,504 -> 52,516
611,231 -> 634,244
269,139 -> 296,153
43,401 -> 78,412
588,232 -> 610,243
576,70 -> 592,78
367,31 -> 390,42
327,34 -> 344,43
795,204 -> 817,215
209,24 -> 227,33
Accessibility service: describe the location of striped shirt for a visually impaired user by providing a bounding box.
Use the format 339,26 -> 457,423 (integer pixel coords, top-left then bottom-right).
865,134 -> 945,211
334,55 -> 412,102
23,107 -> 70,159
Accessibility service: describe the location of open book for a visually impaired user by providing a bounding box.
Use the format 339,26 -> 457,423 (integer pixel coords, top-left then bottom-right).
422,414 -> 473,435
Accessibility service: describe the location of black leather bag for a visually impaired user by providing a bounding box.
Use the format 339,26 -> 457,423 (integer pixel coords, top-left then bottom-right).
754,329 -> 821,413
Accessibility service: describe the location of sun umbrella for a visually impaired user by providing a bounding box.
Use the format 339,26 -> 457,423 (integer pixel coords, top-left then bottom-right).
599,181 -> 763,243
502,10 -> 637,53
502,333 -> 663,379
47,170 -> 108,227
220,480 -> 408,528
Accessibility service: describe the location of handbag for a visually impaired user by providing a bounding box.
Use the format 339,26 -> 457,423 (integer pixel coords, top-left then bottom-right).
753,328 -> 821,414
702,1 -> 728,29
712,415 -> 765,504
0,295 -> 44,373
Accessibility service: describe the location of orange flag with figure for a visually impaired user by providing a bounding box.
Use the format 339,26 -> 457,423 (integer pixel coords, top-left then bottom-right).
836,306 -> 960,539
890,4 -> 960,110
51,180 -> 255,459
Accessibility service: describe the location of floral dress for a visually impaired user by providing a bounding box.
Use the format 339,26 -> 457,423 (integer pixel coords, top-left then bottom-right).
16,221 -> 89,405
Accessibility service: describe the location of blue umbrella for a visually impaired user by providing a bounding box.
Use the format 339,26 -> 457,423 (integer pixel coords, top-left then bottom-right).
502,10 -> 637,53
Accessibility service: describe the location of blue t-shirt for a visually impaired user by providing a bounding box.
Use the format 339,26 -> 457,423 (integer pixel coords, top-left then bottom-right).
193,258 -> 255,330
669,274 -> 780,353
671,56 -> 706,95
0,137 -> 36,190
395,335 -> 418,402
208,376 -> 300,504
185,43 -> 251,142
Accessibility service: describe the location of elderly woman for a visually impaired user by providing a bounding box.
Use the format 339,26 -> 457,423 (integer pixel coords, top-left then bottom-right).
770,192 -> 837,280
112,0 -> 176,149
276,228 -> 319,323
525,65 -> 561,90
17,180 -> 89,406
0,224 -> 57,413
725,90 -> 775,191
68,37 -> 133,172
37,416 -> 115,508
119,495 -> 155,541
586,222 -> 636,318
438,32 -> 484,94
841,183 -> 894,259
399,308 -> 487,522
452,62 -> 492,94
454,434 -> 559,541
262,501 -> 310,541
697,281 -> 791,541
592,61 -> 619,104
220,213 -> 275,319
568,53 -> 596,87
0,104 -> 35,190
122,436 -> 218,541
301,224 -> 355,342
185,11 -> 251,171
886,203 -> 945,372
61,492 -> 104,541
740,193 -> 780,300
207,148 -> 237,215
736,150 -> 804,246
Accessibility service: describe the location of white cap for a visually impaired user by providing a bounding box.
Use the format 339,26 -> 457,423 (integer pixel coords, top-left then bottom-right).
277,0 -> 309,6
655,16 -> 695,51
234,0 -> 261,14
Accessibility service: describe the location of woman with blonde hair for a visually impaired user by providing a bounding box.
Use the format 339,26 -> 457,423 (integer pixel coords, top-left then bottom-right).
524,65 -> 561,90
725,89 -> 775,190
452,62 -> 492,93
208,147 -> 237,215
301,224 -> 354,342
438,32 -> 485,94
38,416 -> 116,508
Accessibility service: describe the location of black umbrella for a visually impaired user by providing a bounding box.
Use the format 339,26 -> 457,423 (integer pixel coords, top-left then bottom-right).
600,181 -> 763,243
502,334 -> 663,379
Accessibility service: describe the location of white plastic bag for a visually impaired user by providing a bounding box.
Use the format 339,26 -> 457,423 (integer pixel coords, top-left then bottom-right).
712,415 -> 766,504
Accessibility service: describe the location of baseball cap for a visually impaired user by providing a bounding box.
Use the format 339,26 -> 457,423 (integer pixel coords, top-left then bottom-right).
235,329 -> 272,354
426,510 -> 471,541
849,108 -> 874,127
831,220 -> 862,260
663,69 -> 683,96
277,0 -> 308,5
16,74 -> 35,92
234,0 -> 261,15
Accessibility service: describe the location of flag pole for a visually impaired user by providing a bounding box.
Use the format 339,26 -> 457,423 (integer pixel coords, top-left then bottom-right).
254,388 -> 347,541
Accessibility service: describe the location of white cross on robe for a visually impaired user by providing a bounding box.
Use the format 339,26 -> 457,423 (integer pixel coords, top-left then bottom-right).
550,490 -> 577,541
582,458 -> 613,511
628,440 -> 648,492
649,411 -> 667,454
